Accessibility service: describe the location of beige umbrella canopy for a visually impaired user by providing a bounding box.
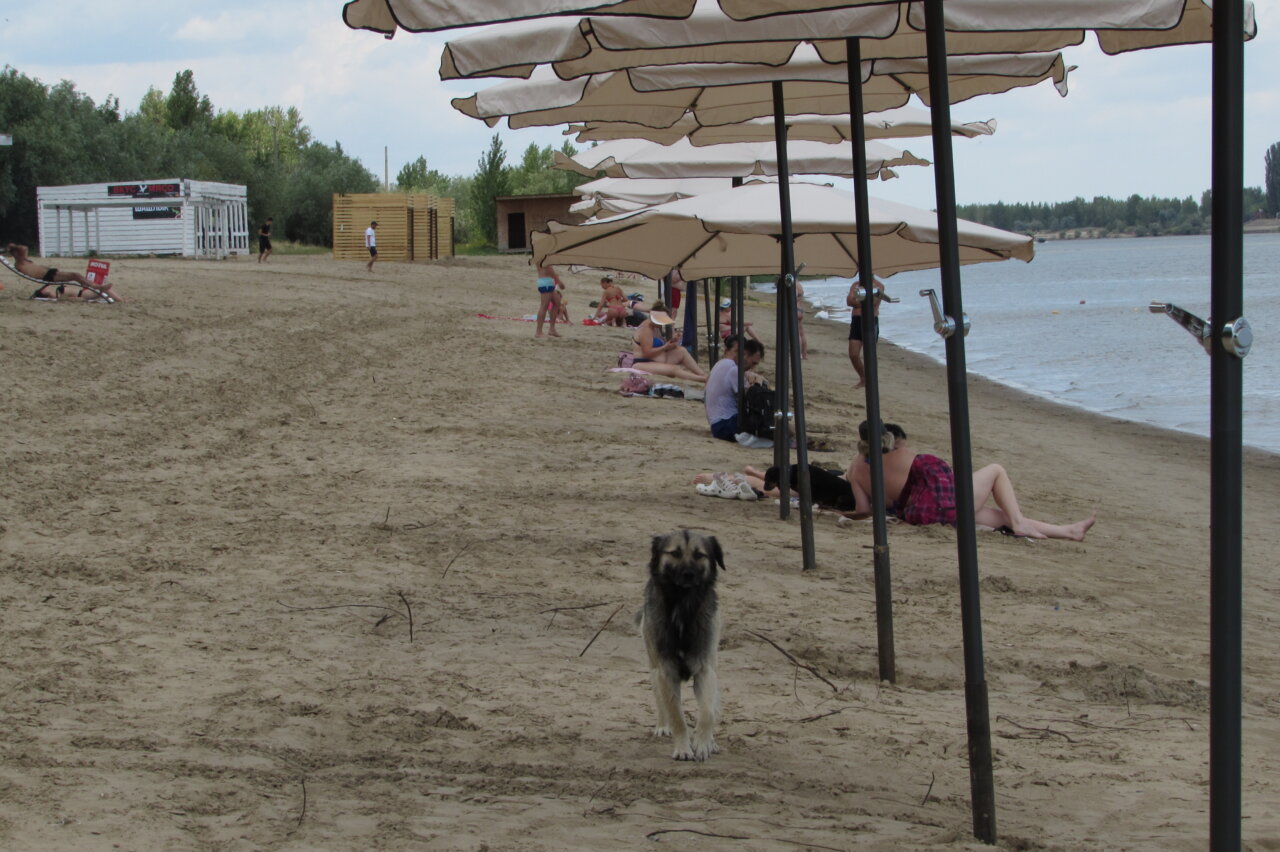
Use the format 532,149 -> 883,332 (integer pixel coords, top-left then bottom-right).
570,175 -> 825,216
552,136 -> 927,179
436,1 -> 1083,81
342,0 -> 694,36
717,0 -> 1255,56
452,51 -> 1067,130
565,105 -> 996,145
533,180 -> 1033,280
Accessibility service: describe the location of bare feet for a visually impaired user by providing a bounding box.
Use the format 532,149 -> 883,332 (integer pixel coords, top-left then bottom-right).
854,379 -> 865,389
1068,512 -> 1098,542
548,330 -> 561,337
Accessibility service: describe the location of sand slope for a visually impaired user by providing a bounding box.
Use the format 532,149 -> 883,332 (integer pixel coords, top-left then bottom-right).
1,253 -> 1277,850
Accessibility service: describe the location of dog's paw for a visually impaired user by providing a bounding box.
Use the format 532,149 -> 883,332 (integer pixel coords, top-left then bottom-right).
652,725 -> 673,738
671,735 -> 696,760
689,737 -> 717,761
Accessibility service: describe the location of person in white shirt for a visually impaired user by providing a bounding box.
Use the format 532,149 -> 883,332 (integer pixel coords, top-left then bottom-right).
365,220 -> 378,272
704,335 -> 766,443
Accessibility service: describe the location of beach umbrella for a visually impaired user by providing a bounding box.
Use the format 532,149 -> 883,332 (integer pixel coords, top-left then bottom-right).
342,0 -> 695,36
552,136 -> 927,179
565,105 -> 996,145
435,1 -> 1083,81
452,51 -> 1068,130
532,181 -> 1033,279
571,175 -> 821,216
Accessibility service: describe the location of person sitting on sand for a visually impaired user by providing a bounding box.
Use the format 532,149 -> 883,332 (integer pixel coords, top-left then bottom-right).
705,334 -> 767,443
5,243 -> 125,302
597,274 -> 629,327
717,299 -> 760,342
846,420 -> 1096,539
629,301 -> 708,384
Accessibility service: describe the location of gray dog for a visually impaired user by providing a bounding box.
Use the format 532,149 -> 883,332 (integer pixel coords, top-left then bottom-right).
638,530 -> 724,761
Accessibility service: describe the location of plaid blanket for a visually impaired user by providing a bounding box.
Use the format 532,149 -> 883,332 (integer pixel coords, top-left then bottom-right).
895,454 -> 958,526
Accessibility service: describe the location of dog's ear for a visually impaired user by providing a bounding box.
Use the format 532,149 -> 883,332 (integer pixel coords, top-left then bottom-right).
649,534 -> 666,573
708,536 -> 725,572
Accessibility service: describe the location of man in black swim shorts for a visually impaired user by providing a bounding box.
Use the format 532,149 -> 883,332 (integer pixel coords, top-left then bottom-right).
258,217 -> 273,263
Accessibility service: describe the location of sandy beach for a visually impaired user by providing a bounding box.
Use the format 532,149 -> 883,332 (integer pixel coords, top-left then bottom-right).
2,253 -> 1278,850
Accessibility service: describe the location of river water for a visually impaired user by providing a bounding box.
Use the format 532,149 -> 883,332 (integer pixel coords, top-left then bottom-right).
791,233 -> 1280,455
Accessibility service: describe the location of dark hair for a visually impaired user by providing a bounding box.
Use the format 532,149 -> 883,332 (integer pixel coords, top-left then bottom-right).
743,339 -> 764,357
858,420 -> 907,441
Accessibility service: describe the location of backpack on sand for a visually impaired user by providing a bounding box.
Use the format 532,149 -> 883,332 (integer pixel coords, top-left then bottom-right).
739,382 -> 776,439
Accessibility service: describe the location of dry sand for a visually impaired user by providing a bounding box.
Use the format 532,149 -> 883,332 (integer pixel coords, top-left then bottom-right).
1,253 -> 1278,851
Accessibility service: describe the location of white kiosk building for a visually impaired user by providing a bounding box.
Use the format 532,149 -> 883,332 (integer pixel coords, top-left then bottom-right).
37,179 -> 250,259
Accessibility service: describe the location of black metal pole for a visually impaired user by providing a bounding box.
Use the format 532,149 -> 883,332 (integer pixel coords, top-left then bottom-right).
1210,1 -> 1245,847
711,278 -> 723,365
924,0 -> 995,843
785,264 -> 817,572
846,36 -> 896,683
684,276 -> 699,358
772,81 -> 793,521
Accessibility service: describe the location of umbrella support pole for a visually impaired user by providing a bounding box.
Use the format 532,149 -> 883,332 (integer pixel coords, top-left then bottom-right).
846,35 -> 896,684
1209,0 -> 1245,846
925,1 -> 996,843
769,81 -> 816,574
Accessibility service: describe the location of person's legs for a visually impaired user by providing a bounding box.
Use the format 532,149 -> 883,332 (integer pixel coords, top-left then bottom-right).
972,463 -> 1095,540
654,345 -> 707,379
535,290 -> 555,337
548,290 -> 562,336
633,361 -> 705,384
848,338 -> 866,388
797,316 -> 808,360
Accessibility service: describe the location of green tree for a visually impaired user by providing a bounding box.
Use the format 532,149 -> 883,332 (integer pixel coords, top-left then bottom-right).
164,70 -> 213,130
469,134 -> 511,245
1265,141 -> 1280,217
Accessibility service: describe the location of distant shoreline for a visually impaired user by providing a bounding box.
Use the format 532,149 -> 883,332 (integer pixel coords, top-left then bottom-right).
1031,218 -> 1280,240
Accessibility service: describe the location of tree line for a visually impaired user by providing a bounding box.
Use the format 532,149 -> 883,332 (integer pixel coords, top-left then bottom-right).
959,143 -> 1280,237
0,65 -> 586,251
0,67 -> 377,247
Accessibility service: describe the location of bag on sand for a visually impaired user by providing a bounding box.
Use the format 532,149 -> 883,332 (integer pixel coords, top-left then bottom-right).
619,373 -> 654,396
739,382 -> 776,439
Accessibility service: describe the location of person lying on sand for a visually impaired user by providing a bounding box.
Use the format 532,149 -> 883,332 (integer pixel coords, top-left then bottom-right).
5,243 -> 125,302
693,421 -> 1096,541
846,420 -> 1096,540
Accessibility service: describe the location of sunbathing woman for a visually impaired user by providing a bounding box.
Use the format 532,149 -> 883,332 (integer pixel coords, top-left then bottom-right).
630,301 -> 708,384
846,421 -> 1096,540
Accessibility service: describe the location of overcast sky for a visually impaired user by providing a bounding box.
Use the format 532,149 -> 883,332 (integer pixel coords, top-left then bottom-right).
5,0 -> 1277,210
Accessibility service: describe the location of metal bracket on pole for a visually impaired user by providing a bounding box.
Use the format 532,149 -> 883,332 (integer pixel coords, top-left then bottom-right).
1149,300 -> 1252,359
853,287 -> 900,304
919,288 -> 969,338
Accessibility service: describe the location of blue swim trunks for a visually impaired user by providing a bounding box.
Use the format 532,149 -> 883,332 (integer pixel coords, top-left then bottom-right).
537,276 -> 556,293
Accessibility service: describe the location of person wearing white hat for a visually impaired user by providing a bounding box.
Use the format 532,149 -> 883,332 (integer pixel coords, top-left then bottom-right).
717,298 -> 760,343
628,300 -> 708,384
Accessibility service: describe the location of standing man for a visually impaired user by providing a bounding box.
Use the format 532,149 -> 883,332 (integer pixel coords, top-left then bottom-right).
847,275 -> 887,389
365,220 -> 378,272
704,334 -> 767,444
257,217 -> 273,263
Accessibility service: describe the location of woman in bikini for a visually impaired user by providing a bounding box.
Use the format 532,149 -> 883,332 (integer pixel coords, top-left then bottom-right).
629,301 -> 708,384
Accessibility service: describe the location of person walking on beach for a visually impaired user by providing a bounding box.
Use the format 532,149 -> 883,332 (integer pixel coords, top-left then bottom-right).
258,217 -> 273,263
535,263 -> 565,338
846,420 -> 1096,539
847,275 -> 887,388
365,221 -> 378,272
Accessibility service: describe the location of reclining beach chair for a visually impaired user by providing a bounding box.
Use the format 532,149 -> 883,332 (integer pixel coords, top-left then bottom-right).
1,255 -> 114,303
